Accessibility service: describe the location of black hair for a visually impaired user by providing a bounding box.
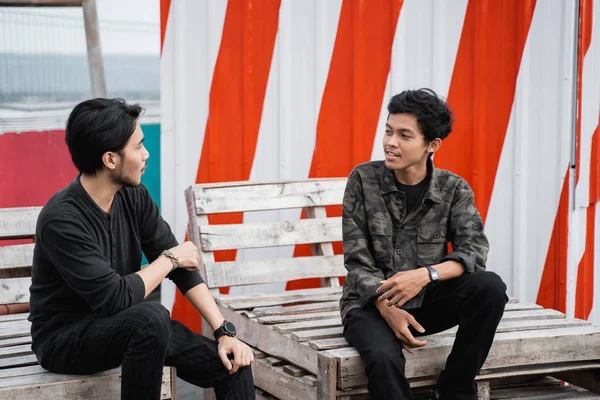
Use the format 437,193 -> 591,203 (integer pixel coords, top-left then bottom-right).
65,98 -> 144,174
387,88 -> 454,142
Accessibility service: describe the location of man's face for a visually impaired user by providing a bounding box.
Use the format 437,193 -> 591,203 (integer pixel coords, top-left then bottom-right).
112,122 -> 149,187
383,113 -> 431,172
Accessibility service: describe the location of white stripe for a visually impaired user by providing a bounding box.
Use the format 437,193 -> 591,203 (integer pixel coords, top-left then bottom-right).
233,0 -> 343,295
371,0 -> 469,161
160,0 -> 228,310
575,0 -> 600,208
486,0 -> 577,305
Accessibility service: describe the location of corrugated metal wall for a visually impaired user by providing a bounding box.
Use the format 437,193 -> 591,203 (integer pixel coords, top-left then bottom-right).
160,0 -> 600,330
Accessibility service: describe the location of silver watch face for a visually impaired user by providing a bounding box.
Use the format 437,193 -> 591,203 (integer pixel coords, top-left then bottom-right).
429,267 -> 439,281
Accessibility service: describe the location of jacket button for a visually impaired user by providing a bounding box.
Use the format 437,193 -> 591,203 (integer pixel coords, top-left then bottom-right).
395,249 -> 403,255
433,232 -> 440,239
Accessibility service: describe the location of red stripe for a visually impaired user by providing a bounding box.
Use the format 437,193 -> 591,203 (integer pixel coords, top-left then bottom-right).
171,0 -> 281,332
160,0 -> 172,55
575,203 -> 595,319
573,0 -> 595,319
286,0 -> 404,291
435,0 -> 536,222
537,171 -> 569,313
575,0 -> 594,183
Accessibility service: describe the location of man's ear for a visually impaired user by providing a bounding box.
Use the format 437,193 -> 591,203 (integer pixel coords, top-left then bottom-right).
102,151 -> 120,171
427,138 -> 442,154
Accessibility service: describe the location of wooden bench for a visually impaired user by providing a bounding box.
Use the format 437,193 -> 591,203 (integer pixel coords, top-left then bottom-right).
185,179 -> 600,400
0,206 -> 176,399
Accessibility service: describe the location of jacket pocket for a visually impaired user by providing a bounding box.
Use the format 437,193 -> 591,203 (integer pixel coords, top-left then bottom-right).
417,224 -> 447,265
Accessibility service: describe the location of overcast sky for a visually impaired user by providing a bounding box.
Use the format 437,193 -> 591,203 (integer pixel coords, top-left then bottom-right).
1,0 -> 160,55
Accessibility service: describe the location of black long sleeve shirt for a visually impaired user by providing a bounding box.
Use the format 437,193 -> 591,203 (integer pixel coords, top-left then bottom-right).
28,176 -> 203,353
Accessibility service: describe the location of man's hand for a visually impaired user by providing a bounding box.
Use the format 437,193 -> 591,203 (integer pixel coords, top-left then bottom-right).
376,269 -> 430,308
169,241 -> 201,272
217,336 -> 254,374
376,301 -> 427,354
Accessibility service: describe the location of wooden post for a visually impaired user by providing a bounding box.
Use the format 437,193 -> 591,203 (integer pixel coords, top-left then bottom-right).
317,352 -> 337,400
82,0 -> 106,97
476,381 -> 490,400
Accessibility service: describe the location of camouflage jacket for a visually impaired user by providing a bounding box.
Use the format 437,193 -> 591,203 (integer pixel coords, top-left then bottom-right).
340,159 -> 489,322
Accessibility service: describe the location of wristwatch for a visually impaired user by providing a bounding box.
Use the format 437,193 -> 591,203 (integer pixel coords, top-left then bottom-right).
214,320 -> 237,340
422,265 -> 439,284
160,250 -> 180,272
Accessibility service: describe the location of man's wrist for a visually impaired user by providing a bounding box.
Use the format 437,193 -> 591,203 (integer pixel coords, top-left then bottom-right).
418,267 -> 431,286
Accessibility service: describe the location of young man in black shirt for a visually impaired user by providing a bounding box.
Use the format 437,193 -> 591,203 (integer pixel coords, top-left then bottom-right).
28,98 -> 255,400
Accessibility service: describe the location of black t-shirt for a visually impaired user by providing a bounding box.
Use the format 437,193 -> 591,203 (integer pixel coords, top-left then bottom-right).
395,174 -> 430,214
28,176 -> 204,353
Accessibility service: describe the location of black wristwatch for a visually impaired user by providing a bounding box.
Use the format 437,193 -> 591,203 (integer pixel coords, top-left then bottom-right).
214,320 -> 237,340
421,265 -> 439,284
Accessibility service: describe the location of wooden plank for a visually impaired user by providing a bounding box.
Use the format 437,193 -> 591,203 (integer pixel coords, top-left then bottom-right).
259,311 -> 340,325
283,364 -> 308,377
252,356 -> 317,400
0,354 -> 38,369
219,287 -> 342,308
0,344 -> 32,358
0,326 -> 31,341
0,336 -> 32,348
0,1 -> 84,6
0,244 -> 35,273
0,277 -> 31,305
0,366 -> 174,400
191,179 -> 346,215
0,365 -> 46,379
504,302 -> 542,312
0,313 -> 29,323
249,301 -> 340,318
274,318 -> 342,334
305,206 -> 340,288
198,217 -> 342,251
0,207 -> 40,240
492,385 -> 600,399
501,309 -> 565,321
292,327 -> 343,342
335,325 -> 600,381
317,352 -> 337,400
205,255 -> 344,288
220,306 -> 319,375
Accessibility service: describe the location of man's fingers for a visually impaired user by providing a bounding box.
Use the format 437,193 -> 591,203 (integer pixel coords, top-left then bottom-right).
230,346 -> 242,374
218,348 -> 232,371
408,315 -> 426,334
400,327 -> 427,347
401,342 -> 416,355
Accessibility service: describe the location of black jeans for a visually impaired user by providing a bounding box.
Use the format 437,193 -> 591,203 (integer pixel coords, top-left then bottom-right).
37,302 -> 255,400
343,271 -> 508,400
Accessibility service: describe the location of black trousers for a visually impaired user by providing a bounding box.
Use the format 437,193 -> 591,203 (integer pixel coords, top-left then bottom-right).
343,271 -> 508,400
37,302 -> 255,400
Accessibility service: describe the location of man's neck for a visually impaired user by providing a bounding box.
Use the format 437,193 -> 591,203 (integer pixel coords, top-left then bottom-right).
394,161 -> 428,186
79,173 -> 121,214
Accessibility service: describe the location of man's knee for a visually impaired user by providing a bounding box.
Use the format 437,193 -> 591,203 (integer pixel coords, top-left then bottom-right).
129,302 -> 172,348
470,271 -> 508,307
364,347 -> 406,377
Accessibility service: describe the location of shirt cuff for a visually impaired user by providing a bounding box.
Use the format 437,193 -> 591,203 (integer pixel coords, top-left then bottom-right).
125,273 -> 146,305
359,284 -> 382,308
442,252 -> 473,273
168,268 -> 205,295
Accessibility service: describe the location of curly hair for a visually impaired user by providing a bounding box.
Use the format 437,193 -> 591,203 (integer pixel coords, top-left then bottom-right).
387,88 -> 454,142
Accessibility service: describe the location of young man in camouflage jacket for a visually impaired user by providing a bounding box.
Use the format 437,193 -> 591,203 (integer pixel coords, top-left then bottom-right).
341,89 -> 508,400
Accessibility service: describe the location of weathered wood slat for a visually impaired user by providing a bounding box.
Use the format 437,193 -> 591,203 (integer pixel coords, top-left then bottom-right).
0,313 -> 29,323
0,365 -> 45,379
0,336 -> 32,349
252,356 -> 317,400
191,179 -> 347,215
259,311 -> 340,325
247,301 -> 340,318
274,318 -> 342,334
335,326 -> 600,381
0,344 -> 32,358
0,277 -> 31,305
219,287 -> 342,310
0,354 -> 38,369
0,366 -> 174,400
0,326 -> 31,341
199,217 -> 342,251
0,244 -> 35,272
205,255 -> 345,288
0,207 -> 40,240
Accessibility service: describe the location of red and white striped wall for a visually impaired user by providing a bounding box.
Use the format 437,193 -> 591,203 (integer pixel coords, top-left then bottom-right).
160,0 -> 600,332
